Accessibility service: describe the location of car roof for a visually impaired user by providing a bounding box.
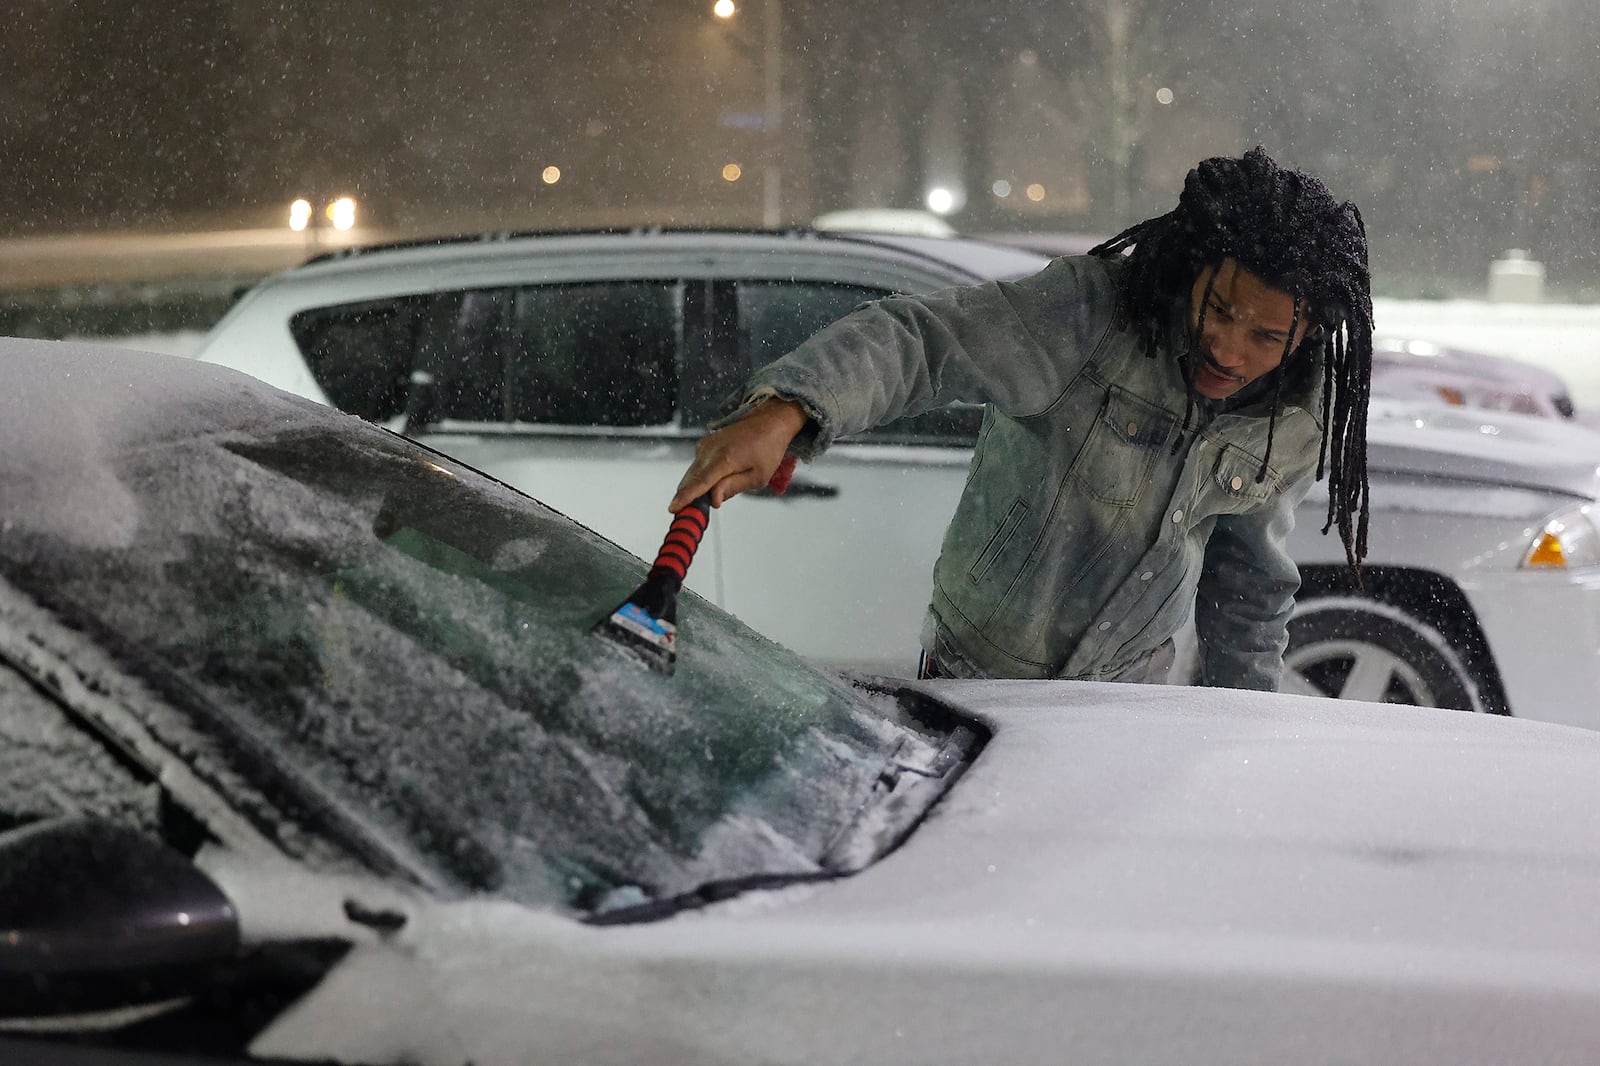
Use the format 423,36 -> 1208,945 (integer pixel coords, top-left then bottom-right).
975,231 -> 1109,258
281,226 -> 1051,286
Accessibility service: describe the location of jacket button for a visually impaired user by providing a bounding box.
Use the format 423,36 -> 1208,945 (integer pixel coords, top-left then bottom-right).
1098,620 -> 1112,631
1171,509 -> 1184,523
1140,571 -> 1154,581
1230,475 -> 1244,491
1126,421 -> 1138,436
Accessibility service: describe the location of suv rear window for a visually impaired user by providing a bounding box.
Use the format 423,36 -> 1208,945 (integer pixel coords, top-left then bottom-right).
291,281 -> 683,428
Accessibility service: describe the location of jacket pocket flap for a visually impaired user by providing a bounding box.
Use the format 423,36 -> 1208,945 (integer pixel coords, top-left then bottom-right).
1213,445 -> 1274,501
1100,386 -> 1174,448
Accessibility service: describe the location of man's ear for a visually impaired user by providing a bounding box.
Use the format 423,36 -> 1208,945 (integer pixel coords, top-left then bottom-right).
1300,314 -> 1327,345
1290,324 -> 1324,360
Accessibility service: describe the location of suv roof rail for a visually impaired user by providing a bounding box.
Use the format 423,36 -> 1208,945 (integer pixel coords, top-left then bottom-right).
298,224 -> 834,268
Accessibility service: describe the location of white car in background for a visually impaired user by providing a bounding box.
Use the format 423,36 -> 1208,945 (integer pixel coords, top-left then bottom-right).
1371,334 -> 1578,419
197,228 -> 1600,724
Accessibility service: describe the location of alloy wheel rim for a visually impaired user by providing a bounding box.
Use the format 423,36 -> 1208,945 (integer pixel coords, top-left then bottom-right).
1283,638 -> 1436,705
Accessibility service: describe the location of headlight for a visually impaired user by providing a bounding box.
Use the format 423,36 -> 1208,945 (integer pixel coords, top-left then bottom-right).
1523,503 -> 1600,569
326,197 -> 357,231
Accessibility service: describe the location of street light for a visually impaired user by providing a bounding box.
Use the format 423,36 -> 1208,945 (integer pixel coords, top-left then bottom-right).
711,0 -> 782,226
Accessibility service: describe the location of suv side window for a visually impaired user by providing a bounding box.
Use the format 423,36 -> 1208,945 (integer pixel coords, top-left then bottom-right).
291,281 -> 683,429
736,280 -> 881,371
732,280 -> 983,446
504,281 -> 681,426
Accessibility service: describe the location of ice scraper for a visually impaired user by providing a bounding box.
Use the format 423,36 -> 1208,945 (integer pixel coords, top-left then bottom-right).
596,454 -> 797,675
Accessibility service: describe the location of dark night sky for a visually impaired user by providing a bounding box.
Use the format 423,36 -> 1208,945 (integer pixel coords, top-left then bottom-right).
5,0 -> 1600,293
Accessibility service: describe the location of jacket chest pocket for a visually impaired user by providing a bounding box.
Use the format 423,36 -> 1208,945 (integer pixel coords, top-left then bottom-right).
1200,444 -> 1275,516
1068,385 -> 1175,508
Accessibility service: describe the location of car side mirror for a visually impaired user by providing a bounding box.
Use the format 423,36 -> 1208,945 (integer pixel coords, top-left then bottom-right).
0,816 -> 240,1017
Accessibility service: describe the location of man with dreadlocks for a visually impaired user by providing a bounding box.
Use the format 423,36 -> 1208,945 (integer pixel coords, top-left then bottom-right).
671,146 -> 1373,690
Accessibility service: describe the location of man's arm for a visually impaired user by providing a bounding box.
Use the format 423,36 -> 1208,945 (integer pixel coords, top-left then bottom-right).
1193,476 -> 1316,691
671,255 -> 1116,512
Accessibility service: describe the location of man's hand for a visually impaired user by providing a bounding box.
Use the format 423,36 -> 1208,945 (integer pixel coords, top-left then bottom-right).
670,397 -> 808,512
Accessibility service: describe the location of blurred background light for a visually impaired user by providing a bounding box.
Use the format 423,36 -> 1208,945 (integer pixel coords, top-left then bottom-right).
327,197 -> 357,231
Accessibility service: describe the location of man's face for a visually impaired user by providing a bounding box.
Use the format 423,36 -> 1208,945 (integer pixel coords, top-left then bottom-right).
1186,257 -> 1313,400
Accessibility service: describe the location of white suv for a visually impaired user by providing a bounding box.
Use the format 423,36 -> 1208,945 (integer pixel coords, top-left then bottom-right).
197,228 -> 1600,725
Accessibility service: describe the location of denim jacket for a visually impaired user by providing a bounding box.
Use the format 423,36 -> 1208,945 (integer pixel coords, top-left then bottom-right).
728,254 -> 1324,690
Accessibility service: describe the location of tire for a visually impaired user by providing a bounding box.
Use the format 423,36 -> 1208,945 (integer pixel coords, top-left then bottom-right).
1283,597 -> 1488,712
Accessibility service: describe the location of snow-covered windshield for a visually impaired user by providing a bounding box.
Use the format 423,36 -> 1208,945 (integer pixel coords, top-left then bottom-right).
0,418 -> 951,917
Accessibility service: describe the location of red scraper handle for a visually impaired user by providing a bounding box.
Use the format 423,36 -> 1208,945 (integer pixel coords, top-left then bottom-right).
647,454 -> 798,580
767,453 -> 798,495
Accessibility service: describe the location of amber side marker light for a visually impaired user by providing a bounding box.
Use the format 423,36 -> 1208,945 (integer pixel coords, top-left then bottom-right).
1522,505 -> 1600,570
1525,530 -> 1568,568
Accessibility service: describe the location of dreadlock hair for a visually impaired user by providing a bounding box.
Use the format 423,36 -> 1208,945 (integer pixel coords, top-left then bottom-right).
1088,146 -> 1374,579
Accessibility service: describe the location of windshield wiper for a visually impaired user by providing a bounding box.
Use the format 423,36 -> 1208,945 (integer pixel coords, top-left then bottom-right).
584,720 -> 983,926
818,723 -> 982,875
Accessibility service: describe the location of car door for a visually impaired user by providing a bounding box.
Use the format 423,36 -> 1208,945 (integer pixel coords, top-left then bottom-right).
703,276 -> 980,675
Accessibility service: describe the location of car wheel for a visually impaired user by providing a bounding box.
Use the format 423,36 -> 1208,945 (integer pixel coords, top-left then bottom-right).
1283,596 -> 1487,712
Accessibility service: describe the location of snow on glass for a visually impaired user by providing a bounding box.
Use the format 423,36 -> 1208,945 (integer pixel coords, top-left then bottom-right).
0,344 -> 944,918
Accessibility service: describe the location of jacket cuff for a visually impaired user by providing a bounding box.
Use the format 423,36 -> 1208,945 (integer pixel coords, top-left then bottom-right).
712,384 -> 834,460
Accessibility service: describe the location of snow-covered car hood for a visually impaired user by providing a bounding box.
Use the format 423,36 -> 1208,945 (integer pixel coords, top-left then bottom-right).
1367,397 -> 1600,498
242,680 -> 1600,1066
807,680 -> 1600,945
